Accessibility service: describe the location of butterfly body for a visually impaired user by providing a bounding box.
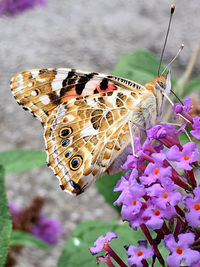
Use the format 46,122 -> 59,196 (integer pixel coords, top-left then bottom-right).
10,68 -> 169,195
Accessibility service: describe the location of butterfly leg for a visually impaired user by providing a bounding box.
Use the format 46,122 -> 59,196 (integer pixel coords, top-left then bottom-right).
128,120 -> 139,158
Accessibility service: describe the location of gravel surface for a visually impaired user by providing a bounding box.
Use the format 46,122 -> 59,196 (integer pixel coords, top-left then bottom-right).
0,0 -> 200,266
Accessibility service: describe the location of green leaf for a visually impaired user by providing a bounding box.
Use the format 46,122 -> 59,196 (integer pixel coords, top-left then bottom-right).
179,132 -> 190,146
0,166 -> 12,267
183,76 -> 200,96
10,230 -> 51,249
95,171 -> 127,214
58,220 -> 144,267
112,50 -> 166,83
0,149 -> 46,174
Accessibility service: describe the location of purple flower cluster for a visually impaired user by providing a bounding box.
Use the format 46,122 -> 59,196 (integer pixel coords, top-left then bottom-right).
0,0 -> 46,16
31,215 -> 62,245
9,202 -> 62,245
90,98 -> 200,267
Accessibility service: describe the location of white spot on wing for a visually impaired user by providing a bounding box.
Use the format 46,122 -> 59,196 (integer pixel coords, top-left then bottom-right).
31,90 -> 37,96
39,95 -> 50,105
16,74 -> 23,81
15,85 -> 25,93
65,114 -> 75,121
80,125 -> 99,137
56,104 -> 66,117
83,78 -> 99,94
85,98 -> 97,107
16,79 -> 24,86
37,78 -> 47,82
51,71 -> 69,91
31,70 -> 39,79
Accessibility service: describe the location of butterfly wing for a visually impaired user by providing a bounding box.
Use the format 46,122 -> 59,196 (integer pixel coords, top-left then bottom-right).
44,89 -> 142,195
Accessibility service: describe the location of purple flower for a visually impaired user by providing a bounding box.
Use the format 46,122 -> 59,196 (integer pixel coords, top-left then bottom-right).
121,194 -> 143,222
121,138 -> 150,170
129,210 -> 145,230
96,254 -> 113,265
173,97 -> 193,119
141,201 -> 176,230
164,233 -> 200,267
146,124 -> 167,139
89,231 -> 118,255
185,186 -> 200,227
147,123 -> 186,148
166,142 -> 199,170
0,0 -> 46,16
9,201 -> 62,245
114,169 -> 139,206
146,183 -> 182,210
126,244 -> 154,267
182,97 -> 193,111
191,116 -> 200,140
31,215 -> 62,245
140,162 -> 172,186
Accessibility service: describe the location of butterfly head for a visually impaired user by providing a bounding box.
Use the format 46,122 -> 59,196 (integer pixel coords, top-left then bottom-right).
145,72 -> 171,120
145,72 -> 171,94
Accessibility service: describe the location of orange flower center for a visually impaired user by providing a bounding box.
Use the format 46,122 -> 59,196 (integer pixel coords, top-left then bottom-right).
154,168 -> 159,175
132,200 -> 137,206
154,209 -> 161,216
176,247 -> 183,255
184,155 -> 190,160
137,250 -> 143,257
194,203 -> 200,211
163,192 -> 169,199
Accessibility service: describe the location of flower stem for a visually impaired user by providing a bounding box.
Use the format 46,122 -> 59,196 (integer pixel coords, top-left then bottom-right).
175,205 -> 185,218
105,258 -> 116,267
174,218 -> 182,238
185,170 -> 196,188
140,224 -> 165,266
141,259 -> 149,267
104,244 -> 128,267
162,221 -> 171,235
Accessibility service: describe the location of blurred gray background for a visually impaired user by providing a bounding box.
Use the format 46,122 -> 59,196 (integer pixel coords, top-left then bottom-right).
0,0 -> 200,266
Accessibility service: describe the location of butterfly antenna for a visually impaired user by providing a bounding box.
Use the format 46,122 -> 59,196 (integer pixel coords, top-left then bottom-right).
162,44 -> 184,75
158,4 -> 175,76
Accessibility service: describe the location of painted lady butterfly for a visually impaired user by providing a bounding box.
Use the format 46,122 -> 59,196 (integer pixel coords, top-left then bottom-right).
10,4 -> 175,195
10,68 -> 171,195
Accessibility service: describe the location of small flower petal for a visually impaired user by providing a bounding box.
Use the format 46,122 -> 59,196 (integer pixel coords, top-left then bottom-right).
89,231 -> 118,255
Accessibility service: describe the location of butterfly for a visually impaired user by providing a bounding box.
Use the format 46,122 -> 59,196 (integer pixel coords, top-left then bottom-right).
10,68 -> 171,195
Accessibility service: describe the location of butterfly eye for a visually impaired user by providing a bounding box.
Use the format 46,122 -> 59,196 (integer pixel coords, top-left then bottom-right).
69,155 -> 83,170
59,127 -> 73,138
